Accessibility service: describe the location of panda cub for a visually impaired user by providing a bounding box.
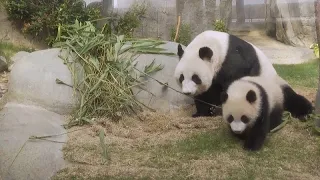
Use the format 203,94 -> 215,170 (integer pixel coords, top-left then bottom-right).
220,76 -> 284,151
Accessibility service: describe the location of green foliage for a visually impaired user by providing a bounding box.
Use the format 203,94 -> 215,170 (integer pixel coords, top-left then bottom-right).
5,0 -> 101,45
53,20 -> 174,127
99,129 -> 110,163
213,19 -> 228,32
170,23 -> 192,46
113,3 -> 147,38
310,43 -> 319,58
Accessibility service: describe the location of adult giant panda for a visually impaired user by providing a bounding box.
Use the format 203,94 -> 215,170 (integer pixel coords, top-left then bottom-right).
220,76 -> 285,151
174,30 -> 277,118
174,30 -> 313,119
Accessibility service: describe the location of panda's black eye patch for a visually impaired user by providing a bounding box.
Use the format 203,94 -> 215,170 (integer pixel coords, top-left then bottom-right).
246,90 -> 257,103
199,46 -> 213,61
192,74 -> 202,84
179,74 -> 184,83
227,115 -> 234,123
241,115 -> 250,124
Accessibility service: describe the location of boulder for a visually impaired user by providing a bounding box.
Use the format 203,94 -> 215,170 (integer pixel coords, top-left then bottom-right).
8,51 -> 30,72
132,41 -> 194,112
11,51 -> 30,63
7,48 -> 81,115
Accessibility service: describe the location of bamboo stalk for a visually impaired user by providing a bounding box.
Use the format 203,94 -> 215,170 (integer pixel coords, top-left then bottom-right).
174,15 -> 181,42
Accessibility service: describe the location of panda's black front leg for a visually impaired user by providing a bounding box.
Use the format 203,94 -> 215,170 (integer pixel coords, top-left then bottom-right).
243,117 -> 269,151
243,132 -> 266,151
192,83 -> 222,118
192,99 -> 212,118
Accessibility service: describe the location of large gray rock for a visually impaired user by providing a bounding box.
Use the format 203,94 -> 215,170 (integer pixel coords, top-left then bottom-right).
9,51 -> 30,71
0,103 -> 67,180
7,48 -> 80,115
132,41 -> 193,112
11,51 -> 30,64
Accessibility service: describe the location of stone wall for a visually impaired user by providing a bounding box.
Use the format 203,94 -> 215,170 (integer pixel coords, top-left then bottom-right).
95,0 -> 316,47
111,1 -> 270,41
266,0 -> 316,47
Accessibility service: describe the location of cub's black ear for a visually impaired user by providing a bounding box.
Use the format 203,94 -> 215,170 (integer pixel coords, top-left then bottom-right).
220,91 -> 228,104
177,44 -> 184,60
199,46 -> 213,61
246,90 -> 257,104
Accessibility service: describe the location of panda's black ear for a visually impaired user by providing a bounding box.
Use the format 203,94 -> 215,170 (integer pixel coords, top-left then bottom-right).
246,90 -> 257,104
199,46 -> 213,61
220,91 -> 228,104
177,44 -> 184,60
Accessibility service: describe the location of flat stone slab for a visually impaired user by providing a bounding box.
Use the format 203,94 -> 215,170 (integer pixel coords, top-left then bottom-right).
0,103 -> 67,180
231,30 -> 316,64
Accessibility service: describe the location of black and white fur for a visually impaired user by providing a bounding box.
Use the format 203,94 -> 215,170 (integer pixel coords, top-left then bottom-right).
276,76 -> 314,119
220,76 -> 284,151
174,30 -> 277,118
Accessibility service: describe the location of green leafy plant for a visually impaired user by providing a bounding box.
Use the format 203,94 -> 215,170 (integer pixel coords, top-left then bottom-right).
113,3 -> 147,38
53,20 -> 174,127
170,23 -> 192,46
99,129 -> 110,163
213,19 -> 227,32
310,43 -> 319,58
5,0 -> 101,45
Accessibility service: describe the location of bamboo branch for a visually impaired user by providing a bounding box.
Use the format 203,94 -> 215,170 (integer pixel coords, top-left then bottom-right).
174,16 -> 181,42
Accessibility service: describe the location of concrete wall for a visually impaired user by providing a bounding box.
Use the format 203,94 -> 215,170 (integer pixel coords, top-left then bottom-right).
116,0 -> 175,9
98,0 -> 316,42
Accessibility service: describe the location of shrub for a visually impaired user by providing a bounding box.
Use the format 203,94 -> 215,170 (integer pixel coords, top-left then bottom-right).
53,20 -> 174,126
310,43 -> 319,58
170,23 -> 192,46
213,19 -> 227,32
114,3 -> 146,38
100,3 -> 146,38
5,0 -> 101,45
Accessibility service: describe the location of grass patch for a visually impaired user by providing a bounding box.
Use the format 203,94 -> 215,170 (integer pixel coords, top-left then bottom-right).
274,60 -> 318,89
145,128 -> 239,168
52,106 -> 320,179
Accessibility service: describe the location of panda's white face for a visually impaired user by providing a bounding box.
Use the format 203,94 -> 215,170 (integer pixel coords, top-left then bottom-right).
174,60 -> 213,96
221,81 -> 261,134
174,44 -> 214,96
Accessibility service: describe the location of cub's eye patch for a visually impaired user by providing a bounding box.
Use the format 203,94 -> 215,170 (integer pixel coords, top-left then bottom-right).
227,115 -> 234,123
241,115 -> 250,124
179,74 -> 184,83
192,74 -> 202,84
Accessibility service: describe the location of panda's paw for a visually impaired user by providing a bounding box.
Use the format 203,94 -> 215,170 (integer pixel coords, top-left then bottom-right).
192,113 -> 201,118
192,110 -> 210,118
243,146 -> 260,152
243,141 -> 262,151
